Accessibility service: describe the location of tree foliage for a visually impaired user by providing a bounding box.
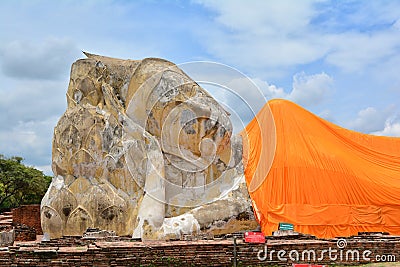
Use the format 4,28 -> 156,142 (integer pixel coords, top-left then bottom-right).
0,155 -> 52,209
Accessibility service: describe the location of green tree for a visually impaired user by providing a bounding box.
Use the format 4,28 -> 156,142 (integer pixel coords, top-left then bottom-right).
0,154 -> 52,208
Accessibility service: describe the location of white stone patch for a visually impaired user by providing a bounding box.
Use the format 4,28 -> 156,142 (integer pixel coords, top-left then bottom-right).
53,175 -> 65,190
160,214 -> 200,238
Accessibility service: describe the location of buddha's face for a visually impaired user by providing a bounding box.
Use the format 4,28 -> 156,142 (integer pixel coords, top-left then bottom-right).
125,58 -> 234,170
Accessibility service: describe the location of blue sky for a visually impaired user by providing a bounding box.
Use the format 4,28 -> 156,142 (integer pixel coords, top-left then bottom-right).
1,0 -> 400,175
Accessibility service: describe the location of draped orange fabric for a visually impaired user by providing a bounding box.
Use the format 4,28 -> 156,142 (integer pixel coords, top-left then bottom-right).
240,99 -> 400,238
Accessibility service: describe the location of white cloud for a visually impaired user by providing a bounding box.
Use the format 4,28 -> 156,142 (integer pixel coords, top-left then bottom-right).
254,79 -> 287,100
394,19 -> 400,30
289,72 -> 333,106
199,71 -> 333,128
254,72 -> 333,107
0,38 -> 80,80
194,1 -> 400,78
197,0 -> 316,35
325,29 -> 400,73
194,0 -> 328,76
347,107 -> 396,133
371,117 -> 400,137
0,116 -> 58,170
35,165 -> 53,176
0,79 -> 66,169
0,80 -> 66,128
370,53 -> 400,90
192,0 -> 400,133
197,70 -> 333,132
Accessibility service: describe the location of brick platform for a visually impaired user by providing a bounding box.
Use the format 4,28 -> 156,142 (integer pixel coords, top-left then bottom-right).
12,205 -> 42,235
0,234 -> 398,266
0,211 -> 13,227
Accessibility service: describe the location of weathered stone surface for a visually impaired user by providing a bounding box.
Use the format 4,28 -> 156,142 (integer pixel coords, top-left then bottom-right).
41,53 -> 254,240
0,229 -> 14,246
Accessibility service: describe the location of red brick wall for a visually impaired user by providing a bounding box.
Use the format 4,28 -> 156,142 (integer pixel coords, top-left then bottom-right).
0,238 -> 399,266
12,204 -> 42,235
